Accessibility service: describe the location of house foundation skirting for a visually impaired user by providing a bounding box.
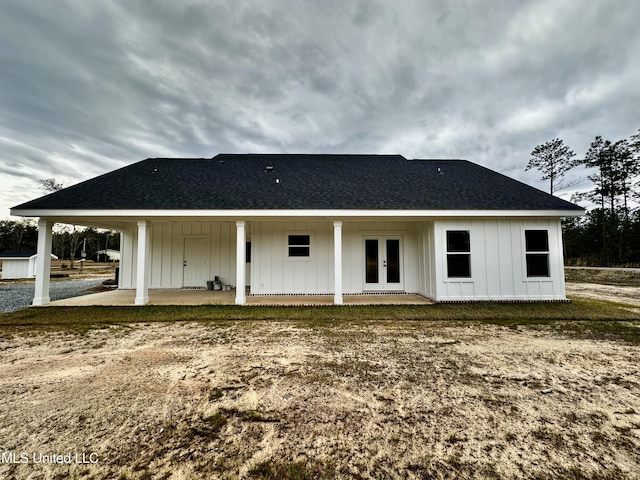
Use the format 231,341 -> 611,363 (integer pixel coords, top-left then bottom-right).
248,291 -> 418,297
249,293 -> 335,297
434,298 -> 571,303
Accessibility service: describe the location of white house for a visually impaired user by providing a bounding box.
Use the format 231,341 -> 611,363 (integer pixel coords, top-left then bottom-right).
0,251 -> 58,280
10,154 -> 584,306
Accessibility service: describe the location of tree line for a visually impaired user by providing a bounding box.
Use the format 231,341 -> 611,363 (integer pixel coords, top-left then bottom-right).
527,129 -> 640,266
3,140 -> 639,269
1,179 -> 120,268
0,219 -> 120,267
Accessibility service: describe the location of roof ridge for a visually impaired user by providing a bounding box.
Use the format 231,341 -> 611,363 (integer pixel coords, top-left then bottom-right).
214,153 -> 408,158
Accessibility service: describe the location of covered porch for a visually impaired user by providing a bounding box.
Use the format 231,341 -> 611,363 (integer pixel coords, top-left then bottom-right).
46,289 -> 433,306
32,216 -> 435,307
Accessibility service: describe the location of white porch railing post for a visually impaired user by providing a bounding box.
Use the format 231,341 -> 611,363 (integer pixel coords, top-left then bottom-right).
235,220 -> 246,305
32,218 -> 53,306
334,220 -> 343,305
135,220 -> 150,305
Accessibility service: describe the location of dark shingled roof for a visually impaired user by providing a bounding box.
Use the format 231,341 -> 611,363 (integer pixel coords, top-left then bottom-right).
0,250 -> 36,258
13,154 -> 583,211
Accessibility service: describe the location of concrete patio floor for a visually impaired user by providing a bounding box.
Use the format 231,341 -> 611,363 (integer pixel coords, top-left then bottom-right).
47,288 -> 433,306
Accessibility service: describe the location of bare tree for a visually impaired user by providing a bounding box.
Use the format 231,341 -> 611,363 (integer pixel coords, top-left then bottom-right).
39,177 -> 82,269
39,178 -> 65,193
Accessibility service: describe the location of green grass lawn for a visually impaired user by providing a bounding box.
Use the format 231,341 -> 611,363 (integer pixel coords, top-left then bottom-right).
1,299 -> 639,343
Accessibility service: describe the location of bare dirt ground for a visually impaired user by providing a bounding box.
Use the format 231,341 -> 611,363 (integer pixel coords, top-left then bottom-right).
565,267 -> 640,307
1,316 -> 639,480
566,283 -> 640,306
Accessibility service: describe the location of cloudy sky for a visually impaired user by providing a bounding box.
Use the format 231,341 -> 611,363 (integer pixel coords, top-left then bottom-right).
1,0 -> 639,217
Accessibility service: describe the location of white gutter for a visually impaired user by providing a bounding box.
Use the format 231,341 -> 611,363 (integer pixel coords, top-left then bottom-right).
10,208 -> 585,218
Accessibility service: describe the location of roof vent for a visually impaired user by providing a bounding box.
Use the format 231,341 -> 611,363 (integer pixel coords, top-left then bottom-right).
265,165 -> 274,172
152,168 -> 158,173
437,167 -> 443,175
275,178 -> 280,186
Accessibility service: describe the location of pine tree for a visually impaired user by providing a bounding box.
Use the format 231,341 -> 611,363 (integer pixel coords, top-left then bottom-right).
526,138 -> 577,195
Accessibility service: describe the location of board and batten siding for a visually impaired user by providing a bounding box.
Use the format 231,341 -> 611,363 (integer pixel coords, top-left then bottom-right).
251,221 -> 332,294
250,220 -> 420,295
432,218 -> 565,301
341,221 -> 419,294
118,221 -> 237,289
118,228 -> 135,289
414,221 -> 437,299
116,218 -> 565,301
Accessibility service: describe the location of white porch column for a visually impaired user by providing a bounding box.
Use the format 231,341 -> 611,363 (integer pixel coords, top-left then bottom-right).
333,220 -> 343,305
135,220 -> 150,305
32,218 -> 53,306
235,220 -> 246,305
118,232 -> 124,288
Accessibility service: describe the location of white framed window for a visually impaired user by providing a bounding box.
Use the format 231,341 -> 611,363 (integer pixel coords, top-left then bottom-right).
446,230 -> 471,278
525,230 -> 550,277
287,234 -> 311,258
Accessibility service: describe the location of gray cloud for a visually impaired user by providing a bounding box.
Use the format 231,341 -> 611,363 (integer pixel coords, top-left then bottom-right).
1,0 -> 639,215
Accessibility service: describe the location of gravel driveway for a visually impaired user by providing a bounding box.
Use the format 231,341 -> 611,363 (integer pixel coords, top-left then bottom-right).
0,279 -> 106,313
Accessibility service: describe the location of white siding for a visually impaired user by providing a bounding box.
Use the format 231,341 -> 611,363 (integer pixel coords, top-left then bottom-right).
432,218 -> 565,301
415,221 -> 436,299
120,221 -> 237,289
115,217 -> 566,301
342,221 -> 419,294
119,228 -> 136,289
1,259 -> 30,279
0,255 -> 57,279
251,221 -> 333,294
251,220 -> 421,295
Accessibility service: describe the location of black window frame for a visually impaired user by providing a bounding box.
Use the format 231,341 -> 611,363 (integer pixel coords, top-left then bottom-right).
287,234 -> 311,258
446,230 -> 471,278
525,230 -> 550,278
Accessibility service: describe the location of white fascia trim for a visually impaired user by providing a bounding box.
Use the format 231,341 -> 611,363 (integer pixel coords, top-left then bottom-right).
10,208 -> 585,218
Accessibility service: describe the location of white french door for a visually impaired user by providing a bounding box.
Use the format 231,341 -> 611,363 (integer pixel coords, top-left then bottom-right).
363,237 -> 403,291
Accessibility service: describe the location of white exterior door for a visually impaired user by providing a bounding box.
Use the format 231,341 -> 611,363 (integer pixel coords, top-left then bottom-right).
363,237 -> 403,291
183,238 -> 209,287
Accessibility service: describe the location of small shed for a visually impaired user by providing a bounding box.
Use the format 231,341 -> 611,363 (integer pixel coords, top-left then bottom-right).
97,249 -> 120,261
0,250 -> 58,279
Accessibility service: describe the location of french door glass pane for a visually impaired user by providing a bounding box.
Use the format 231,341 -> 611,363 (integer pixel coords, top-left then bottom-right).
386,239 -> 400,283
365,239 -> 378,283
